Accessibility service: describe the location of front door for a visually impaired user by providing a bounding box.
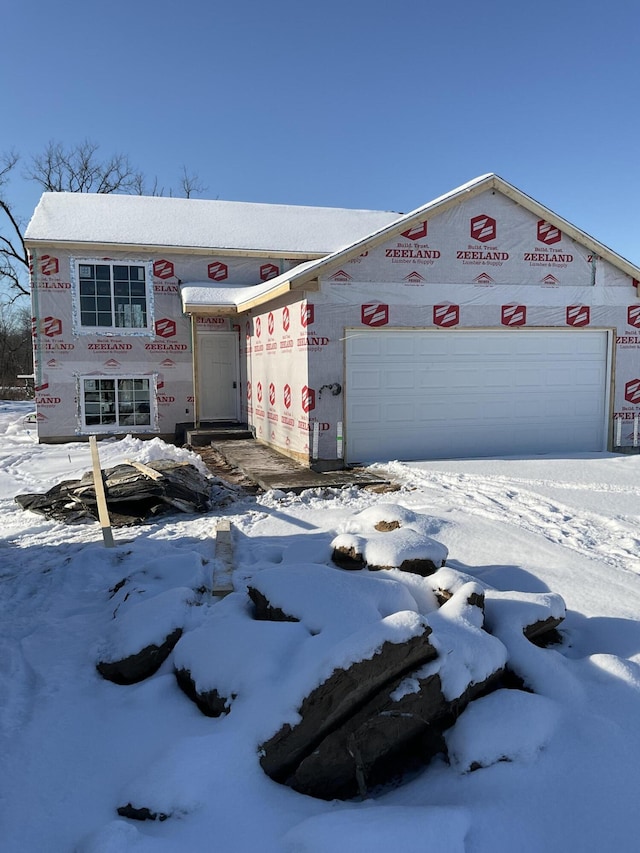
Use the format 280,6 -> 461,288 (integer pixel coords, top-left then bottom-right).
198,332 -> 239,421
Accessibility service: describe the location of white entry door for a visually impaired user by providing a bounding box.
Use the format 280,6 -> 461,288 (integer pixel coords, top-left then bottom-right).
198,332 -> 239,420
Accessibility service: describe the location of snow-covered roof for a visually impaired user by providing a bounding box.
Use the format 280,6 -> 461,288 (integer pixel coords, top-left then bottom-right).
181,173 -> 640,314
261,173 -> 640,291
24,192 -> 403,256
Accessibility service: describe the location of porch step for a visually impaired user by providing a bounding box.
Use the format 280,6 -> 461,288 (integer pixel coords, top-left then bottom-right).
176,421 -> 253,447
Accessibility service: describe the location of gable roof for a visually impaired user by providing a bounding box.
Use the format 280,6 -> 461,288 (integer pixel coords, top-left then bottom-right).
24,192 -> 403,258
180,173 -> 640,314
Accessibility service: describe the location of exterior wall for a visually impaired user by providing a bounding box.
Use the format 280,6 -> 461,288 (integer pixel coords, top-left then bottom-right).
304,191 -> 640,461
242,293 -> 312,464
29,189 -> 640,460
29,248 -> 294,442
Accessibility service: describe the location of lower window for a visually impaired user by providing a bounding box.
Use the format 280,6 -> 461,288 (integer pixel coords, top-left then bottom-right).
82,377 -> 153,429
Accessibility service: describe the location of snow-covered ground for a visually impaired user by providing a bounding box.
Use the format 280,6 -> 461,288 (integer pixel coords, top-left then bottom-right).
2,398 -> 640,853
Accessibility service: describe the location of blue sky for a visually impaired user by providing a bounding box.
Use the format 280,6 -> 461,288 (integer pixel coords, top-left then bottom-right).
3,0 -> 640,263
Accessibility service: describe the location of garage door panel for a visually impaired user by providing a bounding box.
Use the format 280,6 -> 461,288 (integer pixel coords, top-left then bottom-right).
386,337 -> 416,356
384,370 -> 415,389
479,368 -> 514,387
418,368 -> 448,388
349,407 -> 381,427
346,329 -> 609,462
381,404 -> 417,422
350,369 -> 382,391
574,367 -> 606,386
349,336 -> 382,357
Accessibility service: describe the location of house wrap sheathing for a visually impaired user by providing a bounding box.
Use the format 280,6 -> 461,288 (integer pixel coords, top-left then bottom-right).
25,174 -> 640,466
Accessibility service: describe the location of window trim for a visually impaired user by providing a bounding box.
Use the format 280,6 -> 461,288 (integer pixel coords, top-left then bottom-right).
78,373 -> 159,434
72,258 -> 155,335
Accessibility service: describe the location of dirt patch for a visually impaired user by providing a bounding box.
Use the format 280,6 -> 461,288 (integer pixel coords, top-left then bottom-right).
374,520 -> 401,532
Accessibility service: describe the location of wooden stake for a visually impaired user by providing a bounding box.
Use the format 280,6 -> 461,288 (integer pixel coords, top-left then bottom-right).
90,435 -> 115,548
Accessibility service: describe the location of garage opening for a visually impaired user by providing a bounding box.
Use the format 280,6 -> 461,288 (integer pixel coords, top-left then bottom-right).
345,328 -> 611,463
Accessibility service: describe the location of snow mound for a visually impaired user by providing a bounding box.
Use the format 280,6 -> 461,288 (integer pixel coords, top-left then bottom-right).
283,805 -> 471,853
97,586 -> 195,663
248,562 -> 419,633
117,736 -> 219,822
173,593 -> 309,700
332,502 -> 448,570
76,820 -> 145,852
394,581 -> 507,702
446,688 -> 561,772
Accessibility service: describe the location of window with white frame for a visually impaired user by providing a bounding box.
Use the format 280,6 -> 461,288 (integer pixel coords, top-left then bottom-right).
76,261 -> 150,331
81,377 -> 153,429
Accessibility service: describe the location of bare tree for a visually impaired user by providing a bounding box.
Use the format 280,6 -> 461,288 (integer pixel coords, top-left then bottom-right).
0,151 -> 29,298
178,166 -> 207,199
25,139 -> 146,195
0,140 -> 208,300
0,302 -> 32,397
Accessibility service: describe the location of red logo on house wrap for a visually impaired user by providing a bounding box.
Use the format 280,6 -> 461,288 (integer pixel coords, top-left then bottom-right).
43,316 -> 63,337
268,312 -> 275,336
501,305 -> 526,326
40,255 -> 59,276
260,263 -> 279,281
245,321 -> 251,339
257,382 -> 263,403
566,305 -> 590,327
329,270 -> 353,282
625,379 -> 640,404
153,260 -> 174,279
282,306 -> 290,331
537,220 -> 562,245
470,215 -> 496,243
247,381 -> 252,400
269,382 -> 276,406
434,304 -> 460,327
361,303 -> 389,327
208,261 -> 228,281
301,303 -> 314,328
628,306 -> 640,329
284,383 -> 292,409
255,317 -> 262,337
155,318 -> 177,337
400,220 -> 428,240
302,386 -> 315,413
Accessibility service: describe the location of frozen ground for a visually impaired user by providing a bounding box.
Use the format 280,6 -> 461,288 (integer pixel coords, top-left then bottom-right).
1,399 -> 640,852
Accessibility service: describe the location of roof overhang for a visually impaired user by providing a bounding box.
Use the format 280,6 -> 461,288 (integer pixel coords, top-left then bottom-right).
180,272 -> 320,316
24,238 -> 325,261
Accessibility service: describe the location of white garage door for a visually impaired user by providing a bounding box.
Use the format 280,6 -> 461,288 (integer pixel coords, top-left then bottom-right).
346,329 -> 610,463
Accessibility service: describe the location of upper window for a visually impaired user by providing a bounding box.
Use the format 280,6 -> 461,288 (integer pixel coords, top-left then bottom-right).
77,261 -> 150,331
